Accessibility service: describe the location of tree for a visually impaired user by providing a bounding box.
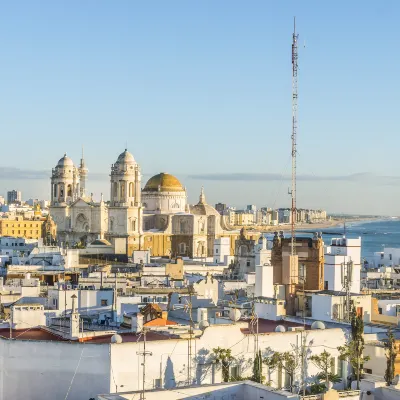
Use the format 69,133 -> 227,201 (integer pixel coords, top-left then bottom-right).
263,347 -> 277,386
267,350 -> 301,392
384,328 -> 397,386
252,350 -> 263,383
212,347 -> 235,382
310,350 -> 341,391
338,306 -> 369,390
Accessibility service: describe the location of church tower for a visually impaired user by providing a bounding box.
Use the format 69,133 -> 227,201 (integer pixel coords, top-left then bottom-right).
50,154 -> 80,206
79,147 -> 88,198
107,149 -> 143,254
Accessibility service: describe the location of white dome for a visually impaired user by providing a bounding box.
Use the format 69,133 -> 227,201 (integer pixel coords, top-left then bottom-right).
275,325 -> 286,332
311,321 -> 326,330
199,320 -> 210,330
229,308 -> 241,322
57,154 -> 74,167
111,334 -> 123,344
116,149 -> 135,164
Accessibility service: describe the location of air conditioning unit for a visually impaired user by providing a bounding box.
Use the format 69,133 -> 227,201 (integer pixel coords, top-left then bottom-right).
288,326 -> 305,332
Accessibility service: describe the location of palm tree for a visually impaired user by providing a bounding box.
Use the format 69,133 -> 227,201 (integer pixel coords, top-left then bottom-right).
212,347 -> 235,382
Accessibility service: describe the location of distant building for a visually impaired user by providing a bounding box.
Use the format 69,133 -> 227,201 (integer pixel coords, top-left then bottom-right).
235,211 -> 254,226
246,204 -> 257,213
0,214 -> 56,242
0,196 -> 5,205
278,208 -> 291,224
215,203 -> 227,214
7,190 -> 22,204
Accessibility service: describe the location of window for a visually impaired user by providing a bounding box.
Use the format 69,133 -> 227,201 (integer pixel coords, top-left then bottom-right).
284,368 -> 290,389
101,299 -> 108,306
216,249 -> 218,254
330,357 -> 336,374
277,365 -> 282,389
378,308 -> 383,314
389,254 -> 392,261
230,365 -> 240,381
324,281 -> 329,290
179,243 -> 186,254
364,368 -> 372,374
246,260 -> 250,267
153,378 -> 161,389
337,358 -> 343,378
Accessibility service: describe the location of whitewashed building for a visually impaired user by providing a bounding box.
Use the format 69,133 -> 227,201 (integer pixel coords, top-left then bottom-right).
0,321 -> 350,400
324,236 -> 361,294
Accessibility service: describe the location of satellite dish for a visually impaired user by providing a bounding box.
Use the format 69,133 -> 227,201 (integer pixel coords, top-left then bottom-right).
275,325 -> 286,332
229,308 -> 241,322
111,334 -> 123,344
199,320 -> 210,330
311,321 -> 326,330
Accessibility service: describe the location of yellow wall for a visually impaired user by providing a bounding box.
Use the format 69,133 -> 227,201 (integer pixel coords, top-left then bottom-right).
235,213 -> 254,226
0,219 -> 44,239
142,233 -> 172,257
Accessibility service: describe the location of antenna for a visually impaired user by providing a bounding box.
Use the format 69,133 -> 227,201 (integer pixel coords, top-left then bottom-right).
291,16 -> 298,257
287,17 -> 299,314
172,286 -> 195,385
341,259 -> 353,322
136,327 -> 153,400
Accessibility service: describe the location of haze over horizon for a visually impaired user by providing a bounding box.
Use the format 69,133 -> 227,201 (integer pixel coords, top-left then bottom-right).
1,1 -> 399,215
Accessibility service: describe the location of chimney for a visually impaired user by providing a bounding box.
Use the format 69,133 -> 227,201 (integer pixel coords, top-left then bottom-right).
70,294 -> 80,339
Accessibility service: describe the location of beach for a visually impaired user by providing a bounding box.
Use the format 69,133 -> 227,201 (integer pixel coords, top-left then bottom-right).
235,217 -> 384,233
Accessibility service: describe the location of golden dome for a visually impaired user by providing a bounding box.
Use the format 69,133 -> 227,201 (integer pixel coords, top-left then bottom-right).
143,173 -> 185,192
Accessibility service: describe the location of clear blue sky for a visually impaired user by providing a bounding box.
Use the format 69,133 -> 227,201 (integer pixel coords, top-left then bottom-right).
1,1 -> 399,215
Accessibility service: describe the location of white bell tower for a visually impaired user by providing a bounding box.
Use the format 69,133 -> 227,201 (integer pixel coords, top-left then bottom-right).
108,149 -> 143,254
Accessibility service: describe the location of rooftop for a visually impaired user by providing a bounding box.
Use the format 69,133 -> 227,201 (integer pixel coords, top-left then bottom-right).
0,328 -> 67,341
97,380 -> 298,400
241,318 -> 310,335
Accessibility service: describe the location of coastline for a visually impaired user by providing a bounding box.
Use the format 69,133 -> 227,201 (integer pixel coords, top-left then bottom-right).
236,217 -> 386,233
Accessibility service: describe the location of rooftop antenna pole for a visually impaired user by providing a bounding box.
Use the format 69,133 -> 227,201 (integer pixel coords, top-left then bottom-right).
288,17 -> 299,314
291,16 -> 298,259
137,326 -> 152,400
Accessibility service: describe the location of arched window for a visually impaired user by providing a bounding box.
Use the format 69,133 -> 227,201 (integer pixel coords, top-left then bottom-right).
240,245 -> 247,257
129,182 -> 134,197
53,184 -> 57,198
113,182 -> 118,198
180,220 -> 187,234
59,185 -> 64,198
110,219 -> 114,231
179,242 -> 186,254
131,219 -> 136,231
120,181 -> 125,199
67,184 -> 72,197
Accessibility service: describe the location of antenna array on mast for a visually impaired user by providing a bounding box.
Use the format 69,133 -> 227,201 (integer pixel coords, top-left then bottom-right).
290,17 -> 298,259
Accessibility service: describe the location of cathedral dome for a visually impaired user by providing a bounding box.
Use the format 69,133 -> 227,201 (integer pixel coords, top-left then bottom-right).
189,187 -> 220,217
57,154 -> 74,167
143,173 -> 185,193
116,149 -> 135,164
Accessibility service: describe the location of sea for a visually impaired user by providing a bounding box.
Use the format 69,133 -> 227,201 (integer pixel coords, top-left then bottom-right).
265,219 -> 400,262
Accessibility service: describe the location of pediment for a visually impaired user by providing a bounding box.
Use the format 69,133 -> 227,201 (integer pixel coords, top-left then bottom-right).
70,198 -> 91,208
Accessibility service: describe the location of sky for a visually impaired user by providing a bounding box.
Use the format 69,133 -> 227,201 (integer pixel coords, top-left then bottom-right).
0,1 -> 399,215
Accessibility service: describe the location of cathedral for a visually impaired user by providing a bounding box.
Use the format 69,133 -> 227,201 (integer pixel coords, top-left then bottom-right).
49,149 -> 241,258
